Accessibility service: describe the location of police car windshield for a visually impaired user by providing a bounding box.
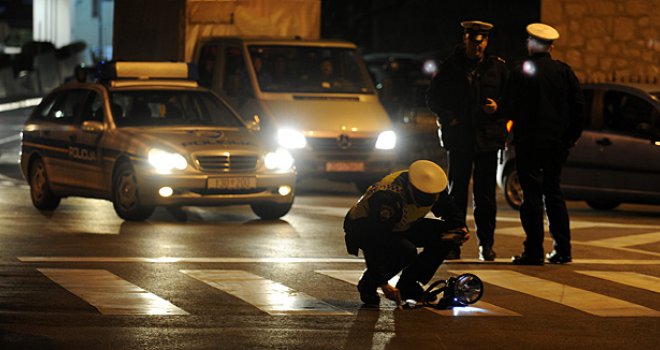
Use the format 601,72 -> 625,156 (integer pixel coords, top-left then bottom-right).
248,45 -> 374,94
110,90 -> 244,128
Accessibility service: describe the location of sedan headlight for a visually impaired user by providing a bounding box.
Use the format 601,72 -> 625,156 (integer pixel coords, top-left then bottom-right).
148,148 -> 188,174
375,130 -> 396,150
264,148 -> 294,171
277,128 -> 307,149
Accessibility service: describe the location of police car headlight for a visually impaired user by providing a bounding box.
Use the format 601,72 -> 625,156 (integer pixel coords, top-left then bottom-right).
375,130 -> 396,150
264,148 -> 294,171
277,128 -> 307,149
148,148 -> 188,174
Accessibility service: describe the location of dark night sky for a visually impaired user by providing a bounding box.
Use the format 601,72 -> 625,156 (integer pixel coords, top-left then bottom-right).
322,0 -> 541,64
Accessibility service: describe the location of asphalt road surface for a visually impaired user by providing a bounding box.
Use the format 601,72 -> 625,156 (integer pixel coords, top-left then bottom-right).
0,106 -> 659,350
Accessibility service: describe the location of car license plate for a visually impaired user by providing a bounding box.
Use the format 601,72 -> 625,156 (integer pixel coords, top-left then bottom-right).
325,161 -> 365,172
207,177 -> 257,189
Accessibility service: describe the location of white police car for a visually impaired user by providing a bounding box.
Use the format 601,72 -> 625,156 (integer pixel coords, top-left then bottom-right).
20,62 -> 296,220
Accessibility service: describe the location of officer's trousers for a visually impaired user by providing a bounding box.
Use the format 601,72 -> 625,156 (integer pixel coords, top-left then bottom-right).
350,218 -> 457,287
515,145 -> 571,258
447,148 -> 498,248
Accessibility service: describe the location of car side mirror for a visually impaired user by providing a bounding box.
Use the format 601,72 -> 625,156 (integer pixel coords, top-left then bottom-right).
82,120 -> 105,133
247,114 -> 260,132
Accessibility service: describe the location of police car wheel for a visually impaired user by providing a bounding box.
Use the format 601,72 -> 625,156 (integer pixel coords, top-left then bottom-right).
112,162 -> 155,221
503,166 -> 522,210
29,157 -> 61,210
250,201 -> 293,220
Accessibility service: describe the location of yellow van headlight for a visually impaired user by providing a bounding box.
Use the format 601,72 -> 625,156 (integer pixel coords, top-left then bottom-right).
148,148 -> 188,174
375,130 -> 396,150
265,148 -> 294,171
277,128 -> 307,149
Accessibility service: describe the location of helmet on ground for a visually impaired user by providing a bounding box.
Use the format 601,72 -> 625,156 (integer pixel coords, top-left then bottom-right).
408,160 -> 447,194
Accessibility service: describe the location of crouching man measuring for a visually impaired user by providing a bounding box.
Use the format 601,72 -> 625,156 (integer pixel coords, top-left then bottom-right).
344,160 -> 469,307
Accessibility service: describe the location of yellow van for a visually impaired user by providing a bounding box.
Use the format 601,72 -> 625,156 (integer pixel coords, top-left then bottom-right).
194,37 -> 397,191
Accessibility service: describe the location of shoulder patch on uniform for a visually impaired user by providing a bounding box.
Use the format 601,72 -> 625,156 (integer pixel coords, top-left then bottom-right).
378,205 -> 396,221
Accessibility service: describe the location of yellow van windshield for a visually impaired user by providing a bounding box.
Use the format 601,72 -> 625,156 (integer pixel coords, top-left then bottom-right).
248,46 -> 375,94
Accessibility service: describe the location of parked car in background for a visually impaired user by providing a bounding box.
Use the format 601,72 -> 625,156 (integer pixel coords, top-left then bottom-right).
498,82 -> 660,210
20,62 -> 296,221
363,52 -> 447,169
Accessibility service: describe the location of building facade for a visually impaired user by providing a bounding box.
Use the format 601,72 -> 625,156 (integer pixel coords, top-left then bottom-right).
542,0 -> 659,84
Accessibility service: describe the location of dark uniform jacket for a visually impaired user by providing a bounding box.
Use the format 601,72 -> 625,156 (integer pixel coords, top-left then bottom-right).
503,52 -> 585,148
426,46 -> 509,152
343,170 -> 464,256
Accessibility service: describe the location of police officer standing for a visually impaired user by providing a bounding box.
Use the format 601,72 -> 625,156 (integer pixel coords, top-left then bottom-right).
344,160 -> 468,307
426,21 -> 509,261
505,23 -> 585,265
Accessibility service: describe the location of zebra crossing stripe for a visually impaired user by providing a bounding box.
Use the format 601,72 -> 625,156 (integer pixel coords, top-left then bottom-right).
574,271 -> 660,294
469,270 -> 660,317
585,232 -> 660,249
180,269 -> 351,316
315,269 -> 521,316
38,268 -> 188,315
19,256 -> 660,264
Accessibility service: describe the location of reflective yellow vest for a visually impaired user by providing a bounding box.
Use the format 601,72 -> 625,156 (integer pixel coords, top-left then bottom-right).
347,170 -> 437,232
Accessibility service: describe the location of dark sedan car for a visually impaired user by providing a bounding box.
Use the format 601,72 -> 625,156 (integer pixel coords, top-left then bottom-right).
498,82 -> 660,210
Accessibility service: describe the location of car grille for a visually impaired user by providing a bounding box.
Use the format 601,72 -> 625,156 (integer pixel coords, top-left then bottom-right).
195,155 -> 258,172
307,137 -> 376,151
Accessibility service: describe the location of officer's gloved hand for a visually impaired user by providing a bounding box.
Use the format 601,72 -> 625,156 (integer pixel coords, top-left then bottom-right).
380,283 -> 402,308
442,226 -> 470,243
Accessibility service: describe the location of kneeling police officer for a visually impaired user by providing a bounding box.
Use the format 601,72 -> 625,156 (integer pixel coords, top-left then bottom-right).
344,160 -> 469,306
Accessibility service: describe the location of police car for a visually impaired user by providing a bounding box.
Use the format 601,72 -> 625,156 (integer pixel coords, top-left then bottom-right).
20,62 -> 296,220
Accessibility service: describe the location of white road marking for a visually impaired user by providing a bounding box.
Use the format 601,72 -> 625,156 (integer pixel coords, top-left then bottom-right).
586,232 -> 660,248
20,257 -> 364,263
294,204 -> 660,229
17,256 -> 660,264
180,269 -> 351,316
315,269 -> 521,316
294,204 -> 660,256
0,97 -> 42,112
496,227 -> 660,257
38,268 -> 188,315
575,271 -> 660,294
471,270 -> 660,317
0,134 -> 21,145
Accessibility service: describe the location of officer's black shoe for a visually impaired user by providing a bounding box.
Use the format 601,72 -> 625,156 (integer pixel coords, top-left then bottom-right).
445,247 -> 461,260
357,278 -> 380,306
478,246 -> 496,261
546,251 -> 572,264
396,280 -> 424,302
511,254 -> 544,265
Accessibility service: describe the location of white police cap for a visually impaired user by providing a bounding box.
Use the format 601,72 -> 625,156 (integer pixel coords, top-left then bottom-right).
408,160 -> 448,194
461,20 -> 494,32
461,20 -> 494,43
526,23 -> 560,42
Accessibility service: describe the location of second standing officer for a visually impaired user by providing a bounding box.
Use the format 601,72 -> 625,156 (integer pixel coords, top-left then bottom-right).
504,23 -> 585,265
426,20 -> 509,261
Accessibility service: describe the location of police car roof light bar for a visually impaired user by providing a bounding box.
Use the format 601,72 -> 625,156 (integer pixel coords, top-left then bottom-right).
96,61 -> 199,82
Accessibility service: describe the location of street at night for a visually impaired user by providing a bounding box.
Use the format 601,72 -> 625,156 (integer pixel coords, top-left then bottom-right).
1,106 -> 659,349
1,0 -> 659,349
